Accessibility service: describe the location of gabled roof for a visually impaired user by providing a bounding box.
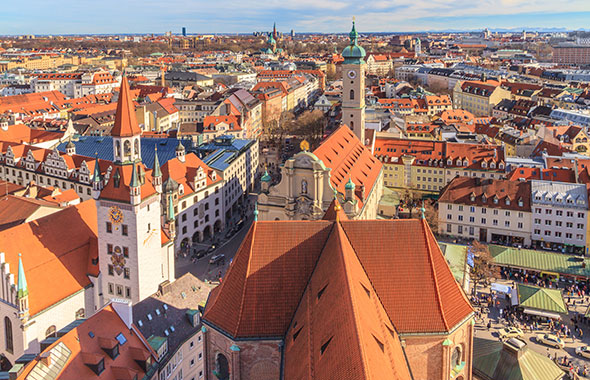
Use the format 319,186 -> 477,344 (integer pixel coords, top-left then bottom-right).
110,77 -> 142,137
283,222 -> 413,380
17,303 -> 157,380
313,125 -> 382,209
100,163 -> 157,203
203,218 -> 472,340
0,200 -> 98,315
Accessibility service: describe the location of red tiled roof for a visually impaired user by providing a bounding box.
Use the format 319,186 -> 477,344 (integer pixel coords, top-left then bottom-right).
0,200 -> 98,315
313,125 -> 382,209
111,77 -> 141,137
17,304 -> 156,380
439,177 -> 531,212
100,163 -> 157,203
203,219 -> 472,339
506,167 -> 575,183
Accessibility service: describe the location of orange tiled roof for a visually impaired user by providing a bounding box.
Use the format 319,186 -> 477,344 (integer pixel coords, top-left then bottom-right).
16,304 -> 156,380
0,123 -> 62,144
203,219 -> 472,339
0,200 -> 98,316
100,163 -> 157,203
110,77 -> 141,137
313,125 -> 382,209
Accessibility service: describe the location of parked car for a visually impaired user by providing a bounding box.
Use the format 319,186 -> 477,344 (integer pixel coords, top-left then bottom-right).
575,345 -> 590,359
192,249 -> 207,259
209,254 -> 226,265
498,327 -> 524,341
535,333 -> 565,349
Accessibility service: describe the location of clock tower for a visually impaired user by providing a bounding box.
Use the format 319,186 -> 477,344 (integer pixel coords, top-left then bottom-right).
96,77 -> 172,306
341,20 -> 366,144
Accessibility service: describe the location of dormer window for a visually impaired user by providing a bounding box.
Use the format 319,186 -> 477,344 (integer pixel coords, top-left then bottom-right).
505,198 -> 510,206
463,160 -> 469,166
493,196 -> 498,204
518,198 -> 523,207
447,159 -> 452,165
482,195 -> 487,203
499,163 -> 504,170
490,162 -> 496,169
482,161 -> 487,168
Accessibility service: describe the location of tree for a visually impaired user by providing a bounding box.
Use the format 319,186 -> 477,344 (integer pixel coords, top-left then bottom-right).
423,200 -> 438,232
469,240 -> 494,296
293,110 -> 326,147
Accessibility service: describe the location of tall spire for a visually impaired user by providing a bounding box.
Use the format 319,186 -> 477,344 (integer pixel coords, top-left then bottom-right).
153,146 -> 162,178
17,254 -> 28,298
168,194 -> 175,221
130,163 -> 140,188
349,18 -> 358,45
111,76 -> 142,137
92,153 -> 101,183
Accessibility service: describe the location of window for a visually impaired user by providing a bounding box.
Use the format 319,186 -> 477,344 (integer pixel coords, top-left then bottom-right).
567,222 -> 573,228
578,212 -> 585,218
555,232 -> 562,237
505,211 -> 510,216
534,229 -> 541,235
350,89 -> 355,100
107,244 -> 113,254
545,230 -> 551,236
458,205 -> 464,211
447,224 -> 452,233
447,204 -> 452,210
458,215 -> 463,221
481,218 -> 486,224
470,206 -> 475,213
122,225 -> 128,236
469,226 -> 474,236
518,212 -> 523,218
46,325 -> 57,338
106,222 -> 112,233
545,220 -> 551,225
458,226 -> 463,234
116,285 -> 123,297
123,247 -> 129,257
108,283 -> 114,294
518,222 -> 523,229
182,214 -> 187,222
4,317 -> 13,354
578,224 -> 584,229
536,208 -> 541,213
108,265 -> 114,276
534,219 -> 541,224
493,220 -> 498,226
469,217 -> 475,223
567,211 -> 574,217
481,208 -> 486,214
545,209 -> 552,215
493,210 -> 498,215
556,221 -> 562,227
125,287 -> 131,298
124,268 -> 130,279
504,221 -> 510,227
566,233 -> 573,239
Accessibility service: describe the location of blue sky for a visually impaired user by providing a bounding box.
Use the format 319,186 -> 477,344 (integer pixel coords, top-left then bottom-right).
1,0 -> 589,35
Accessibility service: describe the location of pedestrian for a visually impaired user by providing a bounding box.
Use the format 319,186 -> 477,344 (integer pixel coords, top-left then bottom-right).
487,321 -> 491,331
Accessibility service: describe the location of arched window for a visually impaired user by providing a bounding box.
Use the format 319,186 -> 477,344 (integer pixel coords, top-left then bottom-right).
134,139 -> 140,157
350,89 -> 355,100
75,308 -> 85,320
214,353 -> 230,380
115,141 -> 121,157
350,121 -> 354,130
4,317 -> 13,354
123,141 -> 131,158
45,325 -> 56,338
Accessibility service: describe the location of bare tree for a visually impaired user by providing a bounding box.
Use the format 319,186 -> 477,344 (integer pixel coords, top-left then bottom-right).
469,240 -> 494,296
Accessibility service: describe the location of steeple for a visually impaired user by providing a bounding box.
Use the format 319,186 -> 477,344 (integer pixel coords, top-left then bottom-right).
17,254 -> 28,298
17,253 -> 29,320
92,153 -> 102,200
342,19 -> 366,64
112,77 -> 141,138
261,166 -> 271,193
112,76 -> 142,164
153,146 -> 163,193
167,194 -> 176,241
168,194 -> 175,221
129,164 -> 141,205
345,177 -> 355,202
176,140 -> 186,162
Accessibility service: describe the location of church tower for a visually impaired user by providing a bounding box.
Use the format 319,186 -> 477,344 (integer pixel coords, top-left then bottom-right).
96,77 -> 169,306
341,20 -> 366,144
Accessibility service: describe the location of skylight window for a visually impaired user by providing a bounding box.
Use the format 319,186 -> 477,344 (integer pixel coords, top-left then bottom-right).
147,313 -> 153,321
138,320 -> 143,327
163,304 -> 169,311
155,308 -> 161,316
164,329 -> 170,336
170,326 -> 175,332
116,333 -> 127,346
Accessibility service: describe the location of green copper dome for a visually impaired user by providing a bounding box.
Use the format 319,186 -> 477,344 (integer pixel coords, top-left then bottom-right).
342,21 -> 365,64
261,169 -> 271,182
345,177 -> 355,190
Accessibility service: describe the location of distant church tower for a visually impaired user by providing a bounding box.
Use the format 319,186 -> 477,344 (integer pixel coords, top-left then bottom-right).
97,77 -> 168,306
341,20 -> 366,144
415,37 -> 422,56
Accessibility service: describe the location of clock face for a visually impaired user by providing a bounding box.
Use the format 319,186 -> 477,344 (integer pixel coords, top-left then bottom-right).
347,70 -> 357,79
109,206 -> 124,225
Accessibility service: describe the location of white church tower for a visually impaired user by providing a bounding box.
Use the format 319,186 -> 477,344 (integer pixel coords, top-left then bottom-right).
96,77 -> 170,306
341,20 -> 366,145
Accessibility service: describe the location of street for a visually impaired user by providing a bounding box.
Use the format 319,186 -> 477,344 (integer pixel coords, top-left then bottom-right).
474,277 -> 590,377
175,204 -> 255,284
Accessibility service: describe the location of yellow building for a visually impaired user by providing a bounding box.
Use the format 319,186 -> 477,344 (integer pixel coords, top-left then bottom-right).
452,80 -> 511,117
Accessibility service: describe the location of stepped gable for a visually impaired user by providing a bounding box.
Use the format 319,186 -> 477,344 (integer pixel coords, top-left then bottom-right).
283,221 -> 413,380
110,77 -> 142,137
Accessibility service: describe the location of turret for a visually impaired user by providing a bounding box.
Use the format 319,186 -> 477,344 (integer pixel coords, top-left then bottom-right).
129,163 -> 141,206
91,154 -> 102,200
167,194 -> 176,240
153,146 -> 163,194
261,167 -> 271,193
65,139 -> 76,155
176,140 -> 186,163
345,177 -> 355,203
17,254 -> 29,321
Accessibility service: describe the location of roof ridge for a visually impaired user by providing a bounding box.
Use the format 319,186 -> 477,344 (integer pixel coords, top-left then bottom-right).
330,221 -> 369,379
338,221 -> 408,374
420,218 -> 449,331
235,220 -> 257,337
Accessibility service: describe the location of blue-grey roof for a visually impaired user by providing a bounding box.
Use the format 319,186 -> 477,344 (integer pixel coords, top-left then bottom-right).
195,135 -> 256,172
56,136 -> 192,170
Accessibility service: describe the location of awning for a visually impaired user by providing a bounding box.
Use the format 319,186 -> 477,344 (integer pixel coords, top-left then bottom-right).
491,283 -> 512,294
511,287 -> 518,306
522,308 -> 562,320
